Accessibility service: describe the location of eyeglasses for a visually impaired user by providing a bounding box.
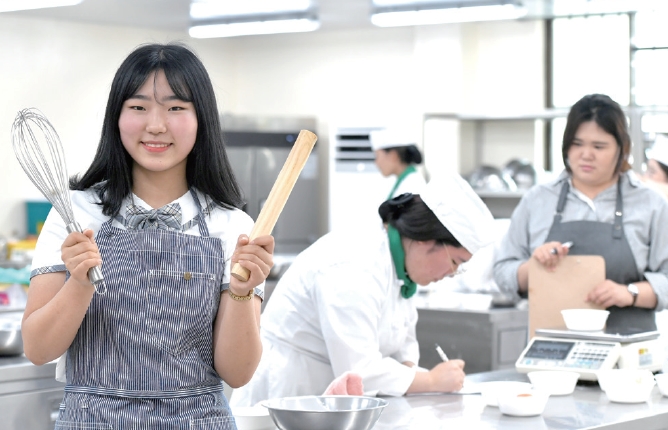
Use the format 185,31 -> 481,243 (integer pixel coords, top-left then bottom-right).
445,246 -> 467,278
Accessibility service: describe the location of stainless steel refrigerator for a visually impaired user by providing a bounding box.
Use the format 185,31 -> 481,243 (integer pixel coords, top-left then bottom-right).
224,129 -> 320,256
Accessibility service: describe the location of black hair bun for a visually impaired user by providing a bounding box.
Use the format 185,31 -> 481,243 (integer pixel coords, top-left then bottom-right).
378,193 -> 414,222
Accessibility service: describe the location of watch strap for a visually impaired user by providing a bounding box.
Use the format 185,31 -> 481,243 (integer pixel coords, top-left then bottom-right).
627,283 -> 638,307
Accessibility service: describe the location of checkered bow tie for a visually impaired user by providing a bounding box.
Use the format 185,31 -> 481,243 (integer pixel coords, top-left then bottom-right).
125,203 -> 182,231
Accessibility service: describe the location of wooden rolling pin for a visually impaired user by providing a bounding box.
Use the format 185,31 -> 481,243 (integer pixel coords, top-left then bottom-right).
231,129 -> 318,282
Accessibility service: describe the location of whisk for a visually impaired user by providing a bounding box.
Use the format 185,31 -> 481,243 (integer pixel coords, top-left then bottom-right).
11,108 -> 105,294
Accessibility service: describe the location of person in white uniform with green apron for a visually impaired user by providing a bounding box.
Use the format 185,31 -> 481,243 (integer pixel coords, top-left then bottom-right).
370,127 -> 427,200
494,94 -> 668,334
642,134 -> 668,199
231,174 -> 495,406
22,43 -> 274,430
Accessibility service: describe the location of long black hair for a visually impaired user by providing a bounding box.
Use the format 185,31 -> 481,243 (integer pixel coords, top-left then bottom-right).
378,193 -> 460,247
70,42 -> 243,216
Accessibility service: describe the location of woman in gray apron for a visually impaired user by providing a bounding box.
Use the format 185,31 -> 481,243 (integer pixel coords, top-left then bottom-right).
22,43 -> 274,429
494,94 -> 668,334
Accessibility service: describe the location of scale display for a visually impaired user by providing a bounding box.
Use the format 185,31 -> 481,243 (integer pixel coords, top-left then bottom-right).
516,337 -> 622,381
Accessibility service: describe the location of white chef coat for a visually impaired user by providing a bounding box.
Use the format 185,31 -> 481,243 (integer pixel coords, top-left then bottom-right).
231,222 -> 419,406
389,169 -> 427,200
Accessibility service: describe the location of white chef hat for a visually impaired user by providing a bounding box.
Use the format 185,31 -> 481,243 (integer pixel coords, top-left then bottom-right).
647,134 -> 668,167
420,173 -> 495,255
369,128 -> 417,151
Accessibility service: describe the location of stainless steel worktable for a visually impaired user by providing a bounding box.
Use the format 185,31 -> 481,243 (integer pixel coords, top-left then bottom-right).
373,368 -> 668,429
0,356 -> 64,430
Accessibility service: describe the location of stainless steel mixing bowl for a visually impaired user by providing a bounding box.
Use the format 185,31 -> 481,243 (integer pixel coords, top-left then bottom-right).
0,311 -> 24,356
262,395 -> 388,430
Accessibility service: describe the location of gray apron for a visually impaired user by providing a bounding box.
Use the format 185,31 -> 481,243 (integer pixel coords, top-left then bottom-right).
545,178 -> 655,334
55,191 -> 237,429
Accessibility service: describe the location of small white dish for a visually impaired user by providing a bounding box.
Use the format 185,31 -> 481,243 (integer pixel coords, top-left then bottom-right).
528,370 -> 579,396
232,406 -> 274,430
597,369 -> 656,403
655,373 -> 668,397
479,381 -> 533,407
561,309 -> 610,331
497,390 -> 550,417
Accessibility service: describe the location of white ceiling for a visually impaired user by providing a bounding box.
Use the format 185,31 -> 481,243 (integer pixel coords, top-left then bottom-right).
3,0 -> 664,34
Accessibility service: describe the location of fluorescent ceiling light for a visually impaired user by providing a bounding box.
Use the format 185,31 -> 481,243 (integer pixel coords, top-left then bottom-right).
189,18 -> 320,38
190,0 -> 311,20
371,4 -> 527,27
553,0 -> 668,15
373,0 -> 453,5
0,0 -> 83,13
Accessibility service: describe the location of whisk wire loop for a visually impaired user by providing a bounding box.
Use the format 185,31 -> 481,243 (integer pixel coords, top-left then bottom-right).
11,108 -> 105,293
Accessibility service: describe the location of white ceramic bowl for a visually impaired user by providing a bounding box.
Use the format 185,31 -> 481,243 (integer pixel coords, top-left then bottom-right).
497,389 -> 550,417
597,369 -> 656,403
655,373 -> 668,397
232,406 -> 275,430
479,381 -> 533,407
528,370 -> 580,396
561,309 -> 610,331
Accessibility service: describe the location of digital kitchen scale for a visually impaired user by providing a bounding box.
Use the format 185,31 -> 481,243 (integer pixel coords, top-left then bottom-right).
515,329 -> 663,381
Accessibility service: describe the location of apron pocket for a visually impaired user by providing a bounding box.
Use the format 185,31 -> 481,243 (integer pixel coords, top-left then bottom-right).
190,416 -> 236,430
145,269 -> 217,356
55,422 -> 112,430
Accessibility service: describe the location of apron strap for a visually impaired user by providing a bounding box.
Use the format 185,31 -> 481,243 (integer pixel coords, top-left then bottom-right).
189,189 -> 210,237
554,180 -> 570,224
613,176 -> 624,240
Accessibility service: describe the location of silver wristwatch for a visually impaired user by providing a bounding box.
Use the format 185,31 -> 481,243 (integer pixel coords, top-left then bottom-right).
627,283 -> 639,307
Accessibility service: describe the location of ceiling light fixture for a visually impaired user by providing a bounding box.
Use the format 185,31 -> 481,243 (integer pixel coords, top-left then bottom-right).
371,1 -> 527,27
0,0 -> 83,13
552,0 -> 668,16
190,0 -> 312,20
189,16 -> 320,38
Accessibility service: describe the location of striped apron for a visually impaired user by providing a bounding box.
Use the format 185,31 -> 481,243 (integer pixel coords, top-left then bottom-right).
55,194 -> 237,429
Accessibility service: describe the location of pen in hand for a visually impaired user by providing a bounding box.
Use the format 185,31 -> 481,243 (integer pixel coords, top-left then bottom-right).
550,241 -> 574,255
435,343 -> 449,362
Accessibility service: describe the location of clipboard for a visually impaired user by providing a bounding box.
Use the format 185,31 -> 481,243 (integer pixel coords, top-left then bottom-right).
528,255 -> 606,338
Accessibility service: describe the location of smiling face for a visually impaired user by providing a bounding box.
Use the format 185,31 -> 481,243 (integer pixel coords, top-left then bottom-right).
403,240 -> 472,285
567,120 -> 620,196
119,70 -> 198,187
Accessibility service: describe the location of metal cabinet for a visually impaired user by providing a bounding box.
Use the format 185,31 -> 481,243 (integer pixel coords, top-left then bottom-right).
225,131 -> 320,255
415,307 -> 528,374
0,357 -> 64,430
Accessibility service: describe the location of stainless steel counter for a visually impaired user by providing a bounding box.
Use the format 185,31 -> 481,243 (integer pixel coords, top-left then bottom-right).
0,356 -> 64,430
374,368 -> 668,429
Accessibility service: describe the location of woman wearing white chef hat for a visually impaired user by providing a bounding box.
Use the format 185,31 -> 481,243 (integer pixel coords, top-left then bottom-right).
643,134 -> 668,199
370,127 -> 427,199
231,173 -> 495,406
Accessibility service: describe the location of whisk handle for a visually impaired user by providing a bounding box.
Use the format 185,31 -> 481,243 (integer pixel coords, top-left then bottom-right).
66,222 -> 106,294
